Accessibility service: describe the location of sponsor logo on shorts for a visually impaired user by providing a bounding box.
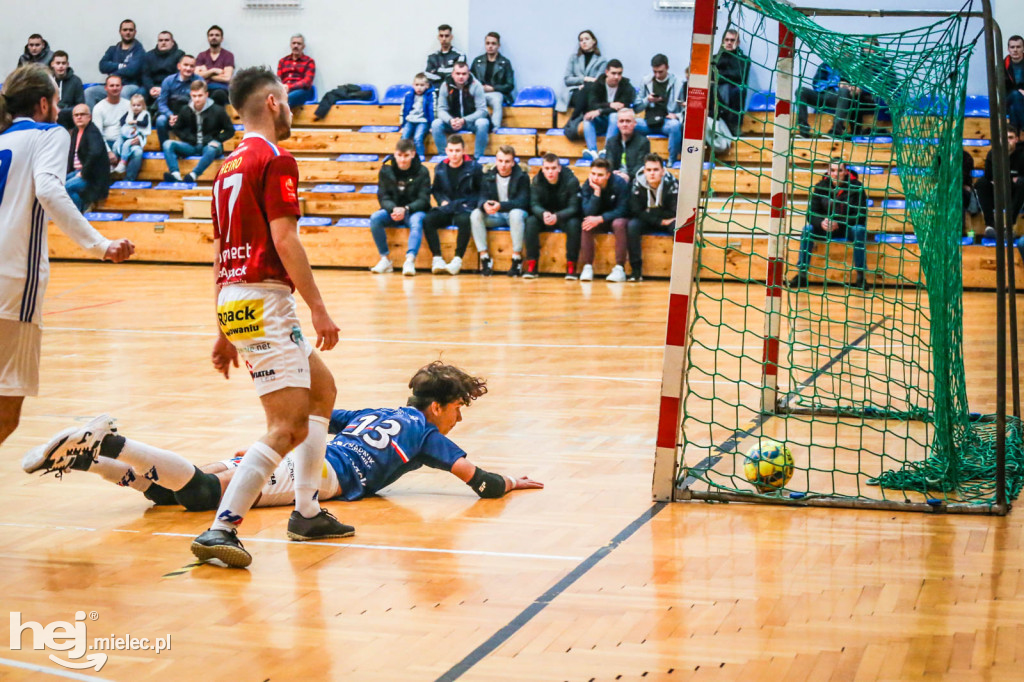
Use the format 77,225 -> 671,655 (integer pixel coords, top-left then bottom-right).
240,342 -> 273,354
250,369 -> 277,383
217,300 -> 265,340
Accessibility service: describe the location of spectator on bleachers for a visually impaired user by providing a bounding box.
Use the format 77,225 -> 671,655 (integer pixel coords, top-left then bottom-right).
627,153 -> 677,281
432,62 -> 489,159
91,75 -> 130,167
161,80 -> 234,183
65,104 -> 111,212
423,135 -> 482,275
795,61 -> 844,138
400,73 -> 435,159
18,34 -> 53,68
557,30 -> 607,114
369,139 -> 432,276
156,54 -> 202,145
605,108 -> 649,181
471,145 -> 529,276
525,153 -> 581,279
195,25 -> 234,106
579,158 -> 630,282
1006,35 -> 1024,131
962,148 -> 976,232
50,51 -> 84,127
425,24 -> 466,86
976,125 -> 1024,239
712,29 -> 750,137
578,60 -> 638,161
470,32 -> 515,129
278,34 -> 316,109
144,31 -> 184,106
112,93 -> 151,180
787,157 -> 869,289
85,19 -> 146,109
631,54 -> 683,166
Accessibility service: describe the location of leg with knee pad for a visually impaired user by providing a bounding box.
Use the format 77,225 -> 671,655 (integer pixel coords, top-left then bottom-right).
174,467 -> 224,511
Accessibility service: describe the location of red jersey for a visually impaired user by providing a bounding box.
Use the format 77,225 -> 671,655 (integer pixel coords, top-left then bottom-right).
212,133 -> 301,289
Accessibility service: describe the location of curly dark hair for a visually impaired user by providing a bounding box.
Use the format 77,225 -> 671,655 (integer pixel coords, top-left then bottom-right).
407,362 -> 487,410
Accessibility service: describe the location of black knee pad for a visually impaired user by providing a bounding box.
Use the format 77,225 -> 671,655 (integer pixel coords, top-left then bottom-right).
173,469 -> 223,512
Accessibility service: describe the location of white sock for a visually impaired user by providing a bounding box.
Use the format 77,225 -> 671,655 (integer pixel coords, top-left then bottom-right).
90,457 -> 152,492
292,415 -> 329,518
211,441 -> 281,531
110,438 -> 196,490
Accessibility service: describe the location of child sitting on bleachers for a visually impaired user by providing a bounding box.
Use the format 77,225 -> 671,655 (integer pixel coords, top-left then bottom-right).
400,73 -> 435,158
113,93 -> 151,181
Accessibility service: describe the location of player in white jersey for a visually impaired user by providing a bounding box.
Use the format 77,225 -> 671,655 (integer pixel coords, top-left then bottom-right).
0,65 -> 134,447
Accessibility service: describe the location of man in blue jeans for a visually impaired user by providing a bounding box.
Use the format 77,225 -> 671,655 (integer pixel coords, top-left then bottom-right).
578,60 -> 638,161
431,62 -> 490,159
162,80 -> 235,182
369,140 -> 432,276
155,54 -> 203,145
622,54 -> 683,166
788,158 -> 870,289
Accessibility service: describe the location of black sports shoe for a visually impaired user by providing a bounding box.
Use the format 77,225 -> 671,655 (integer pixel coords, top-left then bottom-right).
183,172 -> 197,183
287,508 -> 355,541
627,273 -> 644,282
191,529 -> 252,568
480,256 -> 494,276
507,258 -> 523,277
798,124 -> 813,138
851,275 -> 874,290
787,273 -> 809,289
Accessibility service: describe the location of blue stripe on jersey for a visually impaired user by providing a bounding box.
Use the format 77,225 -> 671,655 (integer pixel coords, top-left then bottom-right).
257,137 -> 281,157
0,120 -> 62,136
20,200 -> 43,322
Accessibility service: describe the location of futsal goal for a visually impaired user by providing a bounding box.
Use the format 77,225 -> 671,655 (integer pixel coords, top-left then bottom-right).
653,0 -> 1022,513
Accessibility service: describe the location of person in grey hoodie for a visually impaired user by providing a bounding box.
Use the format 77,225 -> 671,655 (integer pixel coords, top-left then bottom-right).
557,29 -> 607,113
431,62 -> 490,159
18,34 -> 53,67
162,81 -> 235,182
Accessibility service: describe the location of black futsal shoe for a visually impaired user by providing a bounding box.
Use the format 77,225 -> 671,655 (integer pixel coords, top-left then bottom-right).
286,508 -> 356,541
191,529 -> 252,568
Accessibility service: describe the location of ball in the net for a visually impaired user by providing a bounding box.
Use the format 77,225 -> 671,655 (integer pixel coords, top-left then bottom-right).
743,439 -> 794,492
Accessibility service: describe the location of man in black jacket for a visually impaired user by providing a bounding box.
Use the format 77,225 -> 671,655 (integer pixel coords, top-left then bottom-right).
788,158 -> 870,289
425,24 -> 466,86
578,60 -> 638,160
713,29 -> 750,137
627,154 -> 678,281
423,135 -> 483,275
470,32 -> 515,128
369,140 -> 432,276
144,31 -> 185,107
65,104 -> 111,212
18,34 -> 53,67
605,108 -> 650,181
161,80 -> 235,182
976,125 -> 1024,239
579,158 -> 631,282
50,51 -> 84,128
470,145 -> 529,276
525,154 -> 581,279
1006,35 -> 1024,131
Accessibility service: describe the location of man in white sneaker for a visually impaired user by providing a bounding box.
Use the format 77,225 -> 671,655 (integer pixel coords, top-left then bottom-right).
578,158 -> 630,282
369,139 -> 431,276
470,145 -> 529,276
422,135 -> 482,275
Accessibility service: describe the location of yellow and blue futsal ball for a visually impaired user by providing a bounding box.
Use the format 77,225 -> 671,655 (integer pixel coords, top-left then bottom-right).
743,439 -> 794,492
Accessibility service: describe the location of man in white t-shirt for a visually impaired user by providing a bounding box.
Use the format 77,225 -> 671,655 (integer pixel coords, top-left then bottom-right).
90,75 -> 130,166
0,64 -> 134,448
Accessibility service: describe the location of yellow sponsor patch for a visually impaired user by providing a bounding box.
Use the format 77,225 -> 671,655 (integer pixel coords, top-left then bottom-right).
217,299 -> 265,340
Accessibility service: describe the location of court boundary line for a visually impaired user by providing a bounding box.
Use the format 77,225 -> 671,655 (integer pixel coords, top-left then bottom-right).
0,657 -> 113,682
435,315 -> 889,681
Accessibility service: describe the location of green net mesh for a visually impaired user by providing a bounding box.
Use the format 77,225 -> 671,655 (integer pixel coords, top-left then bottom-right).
677,0 -> 1024,509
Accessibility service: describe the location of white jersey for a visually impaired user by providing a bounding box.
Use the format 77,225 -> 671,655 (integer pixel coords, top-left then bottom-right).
0,117 -> 111,324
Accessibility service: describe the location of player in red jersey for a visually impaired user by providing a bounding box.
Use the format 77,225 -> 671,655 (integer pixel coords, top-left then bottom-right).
189,66 -> 350,567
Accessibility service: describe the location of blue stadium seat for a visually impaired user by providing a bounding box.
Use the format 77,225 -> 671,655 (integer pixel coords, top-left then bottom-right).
336,217 -> 371,227
964,95 -> 990,118
143,151 -> 164,159
513,87 -> 555,107
528,157 -> 569,166
963,138 -> 991,147
309,184 -> 356,193
381,84 -> 413,105
110,181 -> 152,189
335,154 -> 380,162
544,128 -> 566,137
155,182 -> 196,190
882,199 -> 907,209
308,85 -> 318,104
429,154 -> 446,163
126,213 -> 169,222
359,125 -> 399,133
297,216 -> 332,227
847,165 -> 885,175
972,168 -> 984,178
495,127 -> 537,135
874,234 -> 917,244
84,212 -> 123,221
747,91 -> 775,112
359,185 -> 378,193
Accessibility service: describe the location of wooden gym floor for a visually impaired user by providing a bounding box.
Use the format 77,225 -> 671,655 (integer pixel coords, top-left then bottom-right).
1,263 -> 1023,681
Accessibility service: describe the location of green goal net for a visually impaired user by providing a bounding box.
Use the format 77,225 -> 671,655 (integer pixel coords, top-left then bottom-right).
676,0 -> 1023,510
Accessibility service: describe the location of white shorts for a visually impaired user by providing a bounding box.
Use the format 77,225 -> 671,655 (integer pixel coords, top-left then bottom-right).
218,453 -> 342,508
217,283 -> 313,397
0,319 -> 42,397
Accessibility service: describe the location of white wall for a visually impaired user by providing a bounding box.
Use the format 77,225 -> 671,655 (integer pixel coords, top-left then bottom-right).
0,0 -> 469,93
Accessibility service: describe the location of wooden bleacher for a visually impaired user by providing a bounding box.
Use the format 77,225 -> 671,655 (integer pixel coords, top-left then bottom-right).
49,96 -> 1023,288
